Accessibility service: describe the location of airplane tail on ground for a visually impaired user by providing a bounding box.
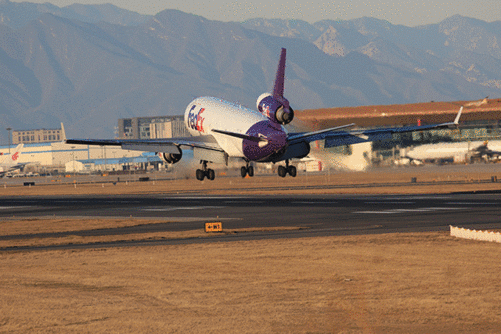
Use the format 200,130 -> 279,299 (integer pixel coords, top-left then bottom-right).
0,144 -> 24,165
60,122 -> 67,141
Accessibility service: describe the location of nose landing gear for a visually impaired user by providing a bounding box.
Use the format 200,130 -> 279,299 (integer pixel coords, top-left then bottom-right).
196,161 -> 215,181
277,160 -> 296,178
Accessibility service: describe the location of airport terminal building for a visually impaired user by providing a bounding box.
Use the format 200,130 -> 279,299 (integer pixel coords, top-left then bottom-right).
2,117 -> 191,175
0,142 -> 150,174
297,98 -> 501,165
2,98 -> 501,175
117,116 -> 190,139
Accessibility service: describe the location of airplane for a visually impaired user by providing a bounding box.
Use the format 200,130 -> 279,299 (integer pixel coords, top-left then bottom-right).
404,140 -> 501,164
67,48 -> 463,181
0,144 -> 27,177
469,141 -> 501,162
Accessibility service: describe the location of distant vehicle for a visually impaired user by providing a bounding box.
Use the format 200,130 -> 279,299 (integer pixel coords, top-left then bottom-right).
402,140 -> 501,164
0,144 -> 29,177
68,48 -> 462,182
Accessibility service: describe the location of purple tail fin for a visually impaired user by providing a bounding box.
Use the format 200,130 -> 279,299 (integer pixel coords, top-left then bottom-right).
272,48 -> 286,99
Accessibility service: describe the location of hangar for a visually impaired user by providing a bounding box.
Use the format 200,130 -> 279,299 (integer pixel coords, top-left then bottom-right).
296,98 -> 501,165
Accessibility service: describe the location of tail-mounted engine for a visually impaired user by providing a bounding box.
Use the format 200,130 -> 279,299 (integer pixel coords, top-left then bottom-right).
257,93 -> 294,125
159,148 -> 182,164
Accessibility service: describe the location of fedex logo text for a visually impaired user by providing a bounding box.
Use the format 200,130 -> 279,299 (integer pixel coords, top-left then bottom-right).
187,105 -> 206,133
263,105 -> 271,118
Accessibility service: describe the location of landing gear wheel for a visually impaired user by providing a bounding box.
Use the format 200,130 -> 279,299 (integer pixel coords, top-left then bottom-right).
196,169 -> 205,181
241,166 -> 248,178
278,166 -> 287,178
207,169 -> 215,181
248,166 -> 254,177
288,166 -> 297,177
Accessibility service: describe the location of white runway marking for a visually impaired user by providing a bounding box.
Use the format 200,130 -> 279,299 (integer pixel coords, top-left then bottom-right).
51,200 -> 141,204
142,206 -> 225,212
0,206 -> 31,210
446,202 -> 498,205
163,196 -> 245,200
355,211 -> 400,214
355,207 -> 466,214
224,201 -> 263,204
292,201 -> 338,204
365,201 -> 415,204
378,196 -> 452,200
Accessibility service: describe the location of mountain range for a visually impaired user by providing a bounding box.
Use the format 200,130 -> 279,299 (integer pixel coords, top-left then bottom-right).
0,0 -> 500,143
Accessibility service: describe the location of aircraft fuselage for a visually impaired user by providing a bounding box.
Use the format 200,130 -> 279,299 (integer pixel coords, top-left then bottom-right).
184,96 -> 288,162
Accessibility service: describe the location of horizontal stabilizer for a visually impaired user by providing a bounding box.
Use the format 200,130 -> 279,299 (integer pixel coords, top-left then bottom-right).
287,123 -> 356,144
212,129 -> 268,143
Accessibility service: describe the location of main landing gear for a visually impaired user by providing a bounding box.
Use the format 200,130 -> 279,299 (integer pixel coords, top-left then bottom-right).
196,161 -> 215,181
240,162 -> 254,178
277,160 -> 296,178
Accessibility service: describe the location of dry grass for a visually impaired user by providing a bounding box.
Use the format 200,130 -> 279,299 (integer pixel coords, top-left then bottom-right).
0,218 -> 304,249
1,232 -> 501,333
1,170 -> 501,196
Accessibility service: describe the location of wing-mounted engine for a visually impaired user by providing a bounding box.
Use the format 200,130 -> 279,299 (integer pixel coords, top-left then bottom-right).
257,93 -> 294,125
159,148 -> 182,164
256,48 -> 294,125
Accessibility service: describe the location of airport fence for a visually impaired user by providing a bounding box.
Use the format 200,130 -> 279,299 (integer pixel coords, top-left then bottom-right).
450,226 -> 501,243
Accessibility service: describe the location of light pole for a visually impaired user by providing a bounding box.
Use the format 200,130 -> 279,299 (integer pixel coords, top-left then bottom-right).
6,127 -> 12,154
71,146 -> 75,172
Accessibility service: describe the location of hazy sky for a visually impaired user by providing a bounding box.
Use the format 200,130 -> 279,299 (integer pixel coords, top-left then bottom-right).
10,0 -> 501,26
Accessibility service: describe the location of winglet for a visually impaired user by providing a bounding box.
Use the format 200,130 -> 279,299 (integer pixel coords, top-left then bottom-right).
272,48 -> 286,99
454,106 -> 463,125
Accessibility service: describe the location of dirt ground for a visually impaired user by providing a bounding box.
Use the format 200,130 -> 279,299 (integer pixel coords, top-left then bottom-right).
1,170 -> 501,333
2,167 -> 501,196
1,232 -> 501,333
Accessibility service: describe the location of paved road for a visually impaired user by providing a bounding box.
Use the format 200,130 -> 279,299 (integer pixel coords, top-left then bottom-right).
1,192 -> 501,251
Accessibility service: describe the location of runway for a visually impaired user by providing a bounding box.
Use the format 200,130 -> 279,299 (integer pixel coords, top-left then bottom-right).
2,192 -> 501,250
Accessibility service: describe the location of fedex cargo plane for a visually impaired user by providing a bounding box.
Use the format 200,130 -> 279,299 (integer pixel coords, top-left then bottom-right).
67,48 -> 462,181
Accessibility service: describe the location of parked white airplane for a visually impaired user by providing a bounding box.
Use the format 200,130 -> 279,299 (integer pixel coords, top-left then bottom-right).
404,140 -> 501,164
0,144 -> 27,177
67,48 -> 462,181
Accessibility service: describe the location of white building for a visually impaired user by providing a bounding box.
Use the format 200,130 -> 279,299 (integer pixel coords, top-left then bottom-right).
0,142 -> 148,172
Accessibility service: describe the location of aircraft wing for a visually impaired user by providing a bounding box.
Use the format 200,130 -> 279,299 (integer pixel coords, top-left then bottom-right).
66,135 -> 224,153
288,107 -> 462,148
0,163 -> 29,177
